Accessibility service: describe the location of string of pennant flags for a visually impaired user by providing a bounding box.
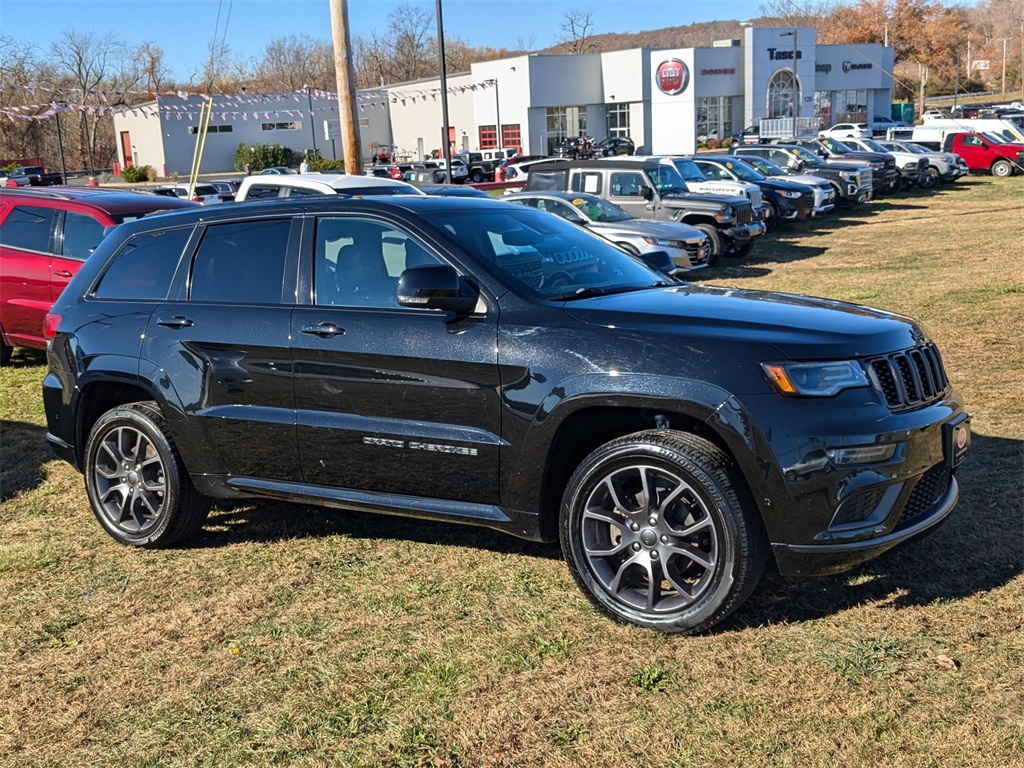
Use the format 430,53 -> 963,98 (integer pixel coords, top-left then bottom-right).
0,80 -> 497,122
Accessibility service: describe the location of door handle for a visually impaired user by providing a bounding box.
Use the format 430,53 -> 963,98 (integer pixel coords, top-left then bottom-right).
156,316 -> 194,328
54,270 -> 73,278
301,322 -> 345,338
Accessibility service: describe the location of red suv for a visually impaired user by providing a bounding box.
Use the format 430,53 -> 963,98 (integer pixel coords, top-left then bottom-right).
0,187 -> 197,363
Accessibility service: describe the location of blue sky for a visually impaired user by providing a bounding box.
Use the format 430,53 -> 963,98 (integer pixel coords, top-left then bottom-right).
7,0 -> 779,82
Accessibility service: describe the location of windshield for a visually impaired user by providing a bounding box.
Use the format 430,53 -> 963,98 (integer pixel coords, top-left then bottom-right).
669,158 -> 706,182
567,195 -> 633,223
858,138 -> 888,152
645,164 -> 689,195
426,205 -> 666,301
820,138 -> 854,153
889,142 -> 924,155
981,131 -> 1011,143
789,146 -> 824,165
714,159 -> 764,181
740,156 -> 785,177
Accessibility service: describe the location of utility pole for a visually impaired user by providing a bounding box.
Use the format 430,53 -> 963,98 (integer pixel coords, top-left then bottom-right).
329,0 -> 362,174
436,0 -> 452,183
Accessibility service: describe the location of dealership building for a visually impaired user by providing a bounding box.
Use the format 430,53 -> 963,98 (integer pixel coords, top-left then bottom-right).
113,26 -> 894,174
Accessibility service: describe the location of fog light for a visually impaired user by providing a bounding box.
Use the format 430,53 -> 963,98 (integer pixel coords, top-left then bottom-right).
826,444 -> 897,465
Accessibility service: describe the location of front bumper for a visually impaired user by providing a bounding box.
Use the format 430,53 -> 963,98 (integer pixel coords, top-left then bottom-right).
724,220 -> 767,242
714,388 -> 969,579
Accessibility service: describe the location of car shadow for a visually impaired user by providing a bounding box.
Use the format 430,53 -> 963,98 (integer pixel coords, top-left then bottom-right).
192,497 -> 563,560
0,418 -> 55,501
723,431 -> 1023,632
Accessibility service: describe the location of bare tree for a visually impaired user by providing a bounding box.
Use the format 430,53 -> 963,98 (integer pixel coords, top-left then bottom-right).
557,8 -> 597,55
757,0 -> 845,25
252,34 -> 334,92
48,30 -> 143,170
0,36 -> 48,164
516,32 -> 537,52
134,43 -> 171,96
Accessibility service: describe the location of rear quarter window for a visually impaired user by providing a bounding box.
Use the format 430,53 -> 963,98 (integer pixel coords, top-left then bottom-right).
93,227 -> 193,300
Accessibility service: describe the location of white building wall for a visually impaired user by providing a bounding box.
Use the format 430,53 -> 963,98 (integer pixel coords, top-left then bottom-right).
112,102 -> 165,173
602,49 -> 651,151
649,49 -> 698,154
386,73 -> 474,160
743,27 -> 818,127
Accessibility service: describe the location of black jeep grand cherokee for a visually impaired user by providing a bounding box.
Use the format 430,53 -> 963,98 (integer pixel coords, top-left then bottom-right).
42,196 -> 969,634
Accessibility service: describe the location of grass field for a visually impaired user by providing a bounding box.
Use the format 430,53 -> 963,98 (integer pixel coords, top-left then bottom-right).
1,176 -> 1022,768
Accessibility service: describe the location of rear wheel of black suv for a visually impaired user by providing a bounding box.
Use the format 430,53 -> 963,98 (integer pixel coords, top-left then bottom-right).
560,430 -> 766,634
84,402 -> 209,548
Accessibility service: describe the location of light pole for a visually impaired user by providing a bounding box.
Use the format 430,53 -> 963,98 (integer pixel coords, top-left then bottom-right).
780,30 -> 799,138
436,0 -> 452,182
304,84 -> 318,159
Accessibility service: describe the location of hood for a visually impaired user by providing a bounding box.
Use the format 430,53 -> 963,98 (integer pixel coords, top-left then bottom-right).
664,191 -> 747,206
562,283 -> 925,360
590,218 -> 705,241
786,173 -> 830,188
831,150 -> 890,163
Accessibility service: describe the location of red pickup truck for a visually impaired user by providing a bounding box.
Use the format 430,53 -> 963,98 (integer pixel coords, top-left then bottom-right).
942,132 -> 1024,177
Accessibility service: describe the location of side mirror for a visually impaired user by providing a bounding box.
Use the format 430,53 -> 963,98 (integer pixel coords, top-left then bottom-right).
639,185 -> 655,200
397,264 -> 479,313
636,249 -> 681,278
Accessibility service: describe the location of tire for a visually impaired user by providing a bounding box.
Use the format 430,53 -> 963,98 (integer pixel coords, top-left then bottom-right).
84,402 -> 210,547
730,240 -> 755,259
0,339 -> 11,366
763,200 -> 779,234
559,430 -> 766,634
693,224 -> 725,266
920,167 -> 940,189
990,159 -> 1013,178
471,170 -> 484,183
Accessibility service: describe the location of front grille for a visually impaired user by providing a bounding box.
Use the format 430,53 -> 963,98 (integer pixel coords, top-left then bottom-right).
800,191 -> 814,209
866,342 -> 949,411
684,240 -> 710,266
734,201 -> 753,225
895,464 -> 950,529
857,169 -> 871,188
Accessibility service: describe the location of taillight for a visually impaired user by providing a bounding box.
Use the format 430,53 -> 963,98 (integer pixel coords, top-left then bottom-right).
44,312 -> 61,340
192,196 -> 203,202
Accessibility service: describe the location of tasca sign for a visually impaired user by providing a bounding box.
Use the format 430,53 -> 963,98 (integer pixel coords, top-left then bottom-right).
656,59 -> 689,95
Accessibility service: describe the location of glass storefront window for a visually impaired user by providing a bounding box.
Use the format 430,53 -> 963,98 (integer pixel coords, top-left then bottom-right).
607,103 -> 630,139
546,106 -> 587,153
767,70 -> 799,119
697,96 -> 733,142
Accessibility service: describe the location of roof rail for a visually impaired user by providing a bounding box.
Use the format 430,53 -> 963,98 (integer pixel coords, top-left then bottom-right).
0,187 -> 76,200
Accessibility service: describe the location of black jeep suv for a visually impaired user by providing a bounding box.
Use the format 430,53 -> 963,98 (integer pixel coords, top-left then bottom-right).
42,196 -> 970,634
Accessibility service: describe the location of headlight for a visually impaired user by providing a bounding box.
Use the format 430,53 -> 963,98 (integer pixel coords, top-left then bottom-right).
774,189 -> 802,199
840,170 -> 857,181
761,360 -> 868,396
902,161 -> 918,170
713,206 -> 734,222
643,237 -> 684,248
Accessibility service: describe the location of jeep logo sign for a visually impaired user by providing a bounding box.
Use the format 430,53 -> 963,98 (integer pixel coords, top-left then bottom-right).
656,59 -> 689,95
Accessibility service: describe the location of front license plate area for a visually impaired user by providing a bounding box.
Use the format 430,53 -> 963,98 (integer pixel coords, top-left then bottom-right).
943,416 -> 971,468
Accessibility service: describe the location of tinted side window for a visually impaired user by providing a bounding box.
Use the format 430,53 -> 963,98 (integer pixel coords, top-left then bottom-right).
190,219 -> 291,304
243,185 -> 283,199
314,216 -> 443,308
62,211 -> 106,260
609,172 -> 644,197
94,227 -> 192,300
0,205 -> 57,253
572,172 -> 603,194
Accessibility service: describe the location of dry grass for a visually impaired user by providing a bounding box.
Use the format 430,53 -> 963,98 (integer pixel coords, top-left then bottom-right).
1,176 -> 1022,768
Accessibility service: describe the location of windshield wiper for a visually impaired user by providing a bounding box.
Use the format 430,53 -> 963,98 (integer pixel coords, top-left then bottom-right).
551,282 -> 665,301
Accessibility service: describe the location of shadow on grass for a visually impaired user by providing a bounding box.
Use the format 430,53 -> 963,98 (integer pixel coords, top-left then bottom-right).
725,431 -> 1023,631
195,497 -> 562,560
0,419 -> 53,501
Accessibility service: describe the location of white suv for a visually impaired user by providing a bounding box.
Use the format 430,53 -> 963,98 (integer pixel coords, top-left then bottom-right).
235,173 -> 425,201
155,183 -> 225,205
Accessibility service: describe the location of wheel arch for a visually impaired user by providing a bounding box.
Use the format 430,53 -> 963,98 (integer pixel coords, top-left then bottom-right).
506,380 -> 765,542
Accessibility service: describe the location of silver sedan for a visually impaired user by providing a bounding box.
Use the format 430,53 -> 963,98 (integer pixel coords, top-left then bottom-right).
502,191 -> 710,271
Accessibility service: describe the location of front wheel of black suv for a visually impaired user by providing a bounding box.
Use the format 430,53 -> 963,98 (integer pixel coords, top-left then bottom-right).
84,402 -> 210,548
559,430 -> 767,634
